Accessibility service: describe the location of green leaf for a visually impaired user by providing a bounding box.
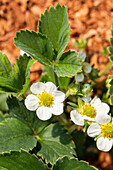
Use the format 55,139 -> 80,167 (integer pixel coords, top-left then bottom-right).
108,46 -> 113,54
0,93 -> 8,112
42,66 -> 56,84
38,123 -> 76,164
7,96 -> 51,134
0,53 -> 34,95
40,73 -> 52,83
52,156 -> 97,170
58,77 -> 70,90
110,38 -> 113,46
0,118 -> 37,153
39,3 -> 70,58
14,30 -> 54,66
0,52 -> 12,78
72,130 -> 86,159
111,29 -> 113,37
110,55 -> 113,62
109,85 -> 113,95
0,150 -> 49,170
0,112 -> 5,122
110,95 -> 113,105
88,65 -> 99,81
54,51 -> 82,77
109,79 -> 113,85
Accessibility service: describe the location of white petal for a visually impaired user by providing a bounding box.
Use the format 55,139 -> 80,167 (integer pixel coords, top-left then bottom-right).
75,73 -> 84,82
87,123 -> 101,137
97,137 -> 112,152
36,106 -> 52,120
95,114 -> 111,124
70,110 -> 84,126
25,94 -> 39,111
82,115 -> 95,122
53,91 -> 65,103
78,51 -> 86,62
45,82 -> 57,93
30,82 -> 45,94
95,103 -> 110,115
83,62 -> 91,73
51,103 -> 63,115
91,96 -> 101,107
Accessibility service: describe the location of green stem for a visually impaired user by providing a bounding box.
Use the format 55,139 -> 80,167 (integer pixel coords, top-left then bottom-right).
99,61 -> 113,77
65,90 -> 70,99
68,124 -> 77,134
52,68 -> 59,87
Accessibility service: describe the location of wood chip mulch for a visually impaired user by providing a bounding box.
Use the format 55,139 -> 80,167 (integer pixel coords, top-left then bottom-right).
0,0 -> 113,169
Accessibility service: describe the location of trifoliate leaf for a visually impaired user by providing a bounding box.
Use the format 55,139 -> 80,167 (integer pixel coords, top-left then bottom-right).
39,3 -> 70,58
14,30 -> 54,66
52,156 -> 97,170
0,118 -> 37,153
7,96 -> 51,134
38,123 -> 76,164
0,53 -> 34,95
54,51 -> 82,77
0,150 -> 49,170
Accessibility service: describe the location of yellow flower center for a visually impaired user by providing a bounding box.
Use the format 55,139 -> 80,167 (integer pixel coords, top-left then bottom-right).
80,105 -> 96,118
38,91 -> 54,107
101,123 -> 113,139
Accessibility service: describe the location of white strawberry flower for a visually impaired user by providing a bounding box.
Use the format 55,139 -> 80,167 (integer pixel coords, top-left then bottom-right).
70,96 -> 110,126
25,82 -> 65,120
87,117 -> 113,152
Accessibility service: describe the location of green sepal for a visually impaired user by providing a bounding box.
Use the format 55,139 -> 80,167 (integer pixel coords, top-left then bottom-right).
67,102 -> 78,108
78,97 -> 83,107
68,83 -> 80,95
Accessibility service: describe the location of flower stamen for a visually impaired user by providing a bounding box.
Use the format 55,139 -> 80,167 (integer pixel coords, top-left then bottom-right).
101,123 -> 113,139
38,91 -> 54,107
80,105 -> 96,118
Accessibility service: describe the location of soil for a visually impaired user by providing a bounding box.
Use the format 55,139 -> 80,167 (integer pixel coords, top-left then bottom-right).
0,0 -> 113,169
